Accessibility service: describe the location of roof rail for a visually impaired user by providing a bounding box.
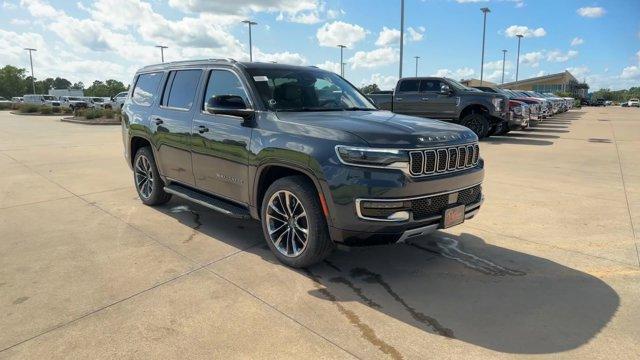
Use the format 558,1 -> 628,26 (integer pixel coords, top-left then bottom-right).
139,58 -> 239,70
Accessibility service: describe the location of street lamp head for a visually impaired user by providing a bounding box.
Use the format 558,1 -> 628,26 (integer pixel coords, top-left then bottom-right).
502,49 -> 507,53
516,34 -> 524,39
337,44 -> 346,49
242,20 -> 257,25
480,7 -> 491,13
155,45 -> 168,49
24,48 -> 37,51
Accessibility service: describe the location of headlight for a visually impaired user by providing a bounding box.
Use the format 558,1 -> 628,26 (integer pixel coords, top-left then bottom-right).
513,106 -> 522,115
336,146 -> 409,168
491,97 -> 503,110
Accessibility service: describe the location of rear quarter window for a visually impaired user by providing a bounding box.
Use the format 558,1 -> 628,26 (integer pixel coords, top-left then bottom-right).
397,79 -> 419,92
133,72 -> 163,106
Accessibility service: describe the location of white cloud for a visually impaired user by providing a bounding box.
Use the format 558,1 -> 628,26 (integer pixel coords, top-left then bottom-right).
577,7 -> 605,18
504,25 -> 546,38
9,18 -> 30,25
536,70 -> 547,77
2,1 -> 17,9
317,21 -> 367,47
407,27 -> 425,42
19,0 -> 64,17
349,47 -> 398,69
566,66 -> 589,78
316,60 -> 341,74
168,0 -> 317,16
433,68 -> 475,80
571,37 -> 584,46
546,50 -> 578,62
520,51 -> 543,67
362,73 -> 398,90
375,27 -> 400,47
637,50 -> 640,63
455,0 -> 488,3
253,48 -> 306,65
620,66 -> 640,79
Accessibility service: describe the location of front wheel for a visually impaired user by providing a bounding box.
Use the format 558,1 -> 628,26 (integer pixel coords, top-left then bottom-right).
460,113 -> 489,139
133,147 -> 171,206
260,176 -> 334,268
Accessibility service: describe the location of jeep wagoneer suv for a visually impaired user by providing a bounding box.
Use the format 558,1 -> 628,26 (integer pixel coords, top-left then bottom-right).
122,59 -> 484,267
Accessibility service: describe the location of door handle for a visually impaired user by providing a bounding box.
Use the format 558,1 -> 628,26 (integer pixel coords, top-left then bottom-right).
154,118 -> 163,125
421,98 -> 430,101
197,125 -> 209,133
395,98 -> 403,101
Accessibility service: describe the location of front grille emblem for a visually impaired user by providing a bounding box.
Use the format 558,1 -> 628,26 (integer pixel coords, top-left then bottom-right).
448,192 -> 459,204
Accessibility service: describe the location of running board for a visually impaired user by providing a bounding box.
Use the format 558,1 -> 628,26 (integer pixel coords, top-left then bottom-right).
164,184 -> 251,219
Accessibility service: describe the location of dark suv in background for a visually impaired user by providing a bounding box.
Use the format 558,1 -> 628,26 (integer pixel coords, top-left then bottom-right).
121,60 -> 484,267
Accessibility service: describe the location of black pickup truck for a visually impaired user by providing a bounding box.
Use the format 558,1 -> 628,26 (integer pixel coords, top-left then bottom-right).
368,77 -> 508,138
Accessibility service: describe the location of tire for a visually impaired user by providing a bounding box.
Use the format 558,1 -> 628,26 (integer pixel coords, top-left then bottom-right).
260,176 -> 334,268
494,121 -> 511,136
133,147 -> 171,206
460,112 -> 489,139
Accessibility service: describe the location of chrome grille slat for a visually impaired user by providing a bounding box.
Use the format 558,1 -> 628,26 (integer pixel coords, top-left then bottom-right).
408,142 -> 480,177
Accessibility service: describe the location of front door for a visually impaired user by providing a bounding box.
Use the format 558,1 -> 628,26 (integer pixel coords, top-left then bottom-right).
393,79 -> 422,116
191,69 -> 253,205
419,79 -> 458,119
150,69 -> 203,186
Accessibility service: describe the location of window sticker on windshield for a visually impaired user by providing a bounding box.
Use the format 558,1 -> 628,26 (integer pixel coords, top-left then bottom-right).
253,76 -> 268,82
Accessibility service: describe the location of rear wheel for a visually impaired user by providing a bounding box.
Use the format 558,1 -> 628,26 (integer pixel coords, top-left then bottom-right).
260,176 -> 334,268
494,121 -> 511,135
133,147 -> 171,206
460,113 -> 489,139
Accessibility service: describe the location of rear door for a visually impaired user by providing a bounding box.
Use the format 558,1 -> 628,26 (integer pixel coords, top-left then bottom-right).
419,79 -> 458,119
393,79 -> 421,116
191,68 -> 253,205
148,69 -> 203,186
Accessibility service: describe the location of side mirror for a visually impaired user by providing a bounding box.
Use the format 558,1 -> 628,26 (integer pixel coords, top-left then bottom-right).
440,84 -> 452,95
205,95 -> 254,120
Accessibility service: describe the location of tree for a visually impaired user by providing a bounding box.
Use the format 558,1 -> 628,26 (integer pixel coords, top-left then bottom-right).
360,83 -> 381,94
34,78 -> 55,94
53,77 -> 72,89
0,65 -> 28,98
85,79 -> 127,97
71,81 -> 85,90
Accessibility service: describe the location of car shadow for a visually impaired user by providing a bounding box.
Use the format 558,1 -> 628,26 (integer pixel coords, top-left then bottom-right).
152,202 -> 619,356
483,136 -> 554,146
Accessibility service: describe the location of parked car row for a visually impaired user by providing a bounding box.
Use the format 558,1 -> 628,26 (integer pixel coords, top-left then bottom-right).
620,99 -> 639,107
10,93 -> 130,110
367,76 -> 574,138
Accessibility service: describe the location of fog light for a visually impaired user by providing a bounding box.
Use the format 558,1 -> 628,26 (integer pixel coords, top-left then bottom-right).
387,211 -> 410,221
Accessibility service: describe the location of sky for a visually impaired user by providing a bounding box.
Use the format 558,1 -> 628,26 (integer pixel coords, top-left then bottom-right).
1,0 -> 639,91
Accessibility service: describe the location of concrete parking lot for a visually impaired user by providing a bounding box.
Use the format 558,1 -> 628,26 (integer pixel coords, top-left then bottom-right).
0,107 -> 639,359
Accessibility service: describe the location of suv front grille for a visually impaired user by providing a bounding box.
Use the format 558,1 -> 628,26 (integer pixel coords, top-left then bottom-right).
411,185 -> 482,220
409,143 -> 479,176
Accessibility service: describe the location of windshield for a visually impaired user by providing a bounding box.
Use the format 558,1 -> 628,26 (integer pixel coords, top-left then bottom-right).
43,96 -> 56,100
92,98 -> 104,102
246,68 -> 376,111
446,78 -> 477,92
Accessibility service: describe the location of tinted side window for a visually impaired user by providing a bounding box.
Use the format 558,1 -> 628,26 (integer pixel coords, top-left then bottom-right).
397,79 -> 419,92
163,70 -> 202,110
203,70 -> 249,110
419,80 -> 443,92
133,72 -> 162,106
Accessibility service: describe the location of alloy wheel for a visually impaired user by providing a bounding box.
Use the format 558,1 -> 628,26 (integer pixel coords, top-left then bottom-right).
134,154 -> 154,199
266,190 -> 309,257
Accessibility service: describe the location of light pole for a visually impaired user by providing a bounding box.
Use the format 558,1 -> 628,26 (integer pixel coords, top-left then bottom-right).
399,0 -> 405,79
24,48 -> 36,94
242,20 -> 257,62
338,45 -> 346,77
501,49 -> 507,84
515,34 -> 523,82
479,7 -> 490,85
155,45 -> 168,63
414,56 -> 420,77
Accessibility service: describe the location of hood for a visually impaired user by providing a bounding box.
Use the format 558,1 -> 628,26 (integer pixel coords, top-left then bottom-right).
275,110 -> 477,148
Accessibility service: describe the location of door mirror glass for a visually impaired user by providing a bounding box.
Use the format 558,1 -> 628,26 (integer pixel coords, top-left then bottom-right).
440,84 -> 451,95
206,95 -> 254,120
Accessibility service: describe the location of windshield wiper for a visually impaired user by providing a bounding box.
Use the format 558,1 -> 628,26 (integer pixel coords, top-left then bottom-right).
342,107 -> 373,111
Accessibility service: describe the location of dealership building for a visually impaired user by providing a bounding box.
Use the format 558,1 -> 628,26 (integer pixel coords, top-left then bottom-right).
501,71 -> 589,98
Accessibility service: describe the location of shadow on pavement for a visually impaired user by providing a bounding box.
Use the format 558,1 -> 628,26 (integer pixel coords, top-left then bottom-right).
153,201 -> 619,356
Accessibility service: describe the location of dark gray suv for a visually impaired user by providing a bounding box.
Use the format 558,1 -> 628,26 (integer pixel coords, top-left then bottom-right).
121,59 -> 484,267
